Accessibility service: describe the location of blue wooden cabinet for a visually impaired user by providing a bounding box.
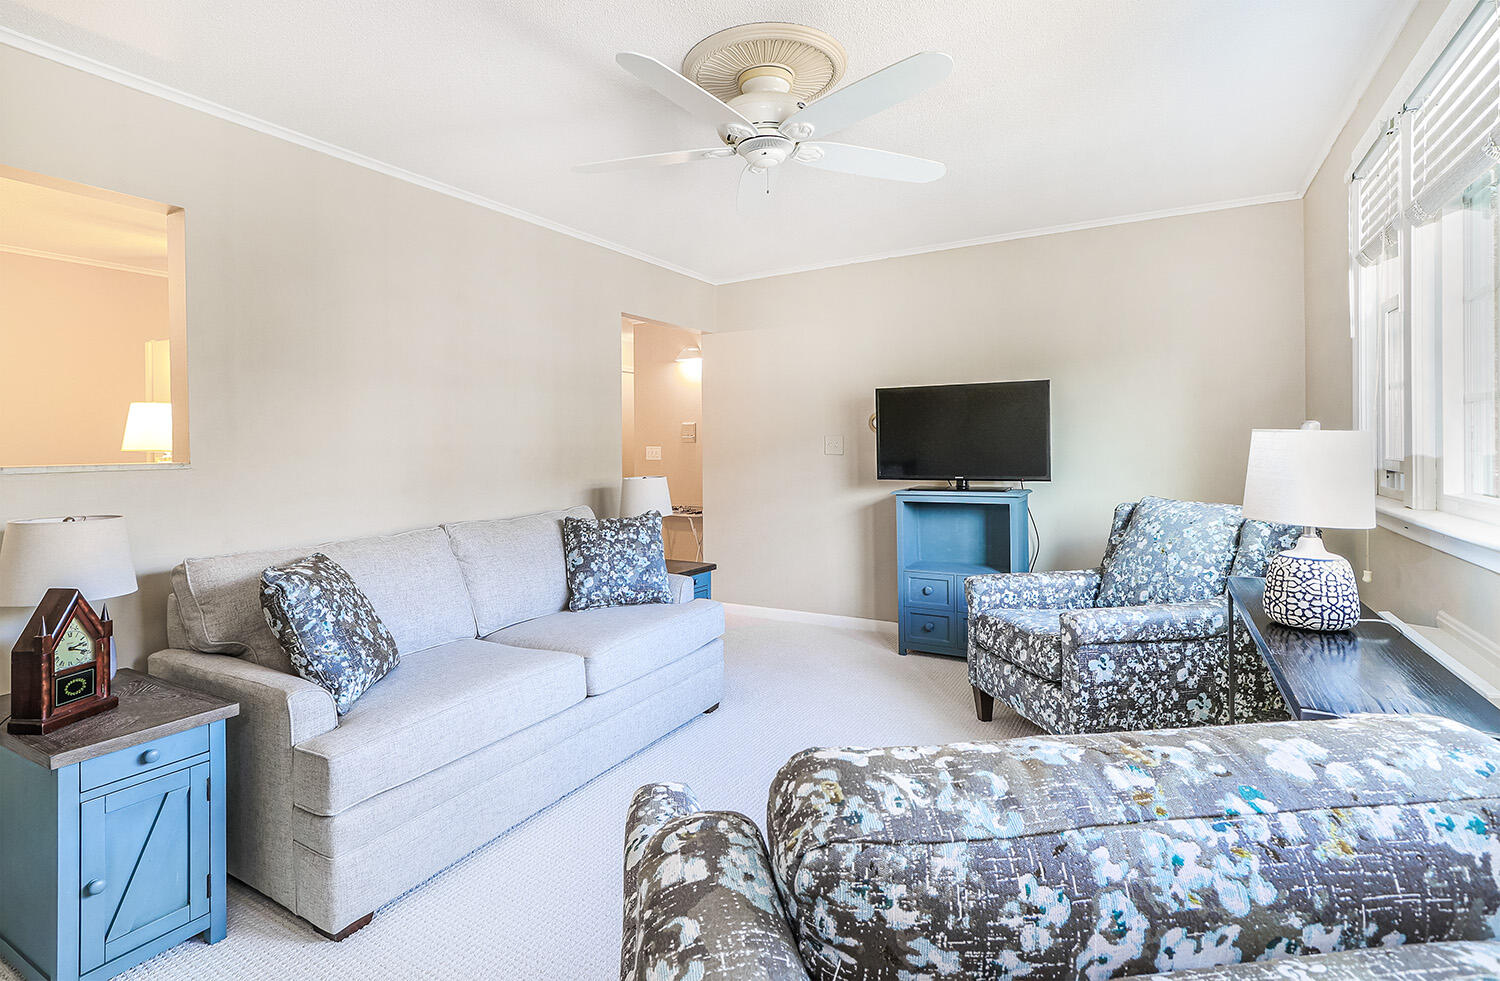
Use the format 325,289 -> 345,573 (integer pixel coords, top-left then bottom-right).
893,488 -> 1031,658
0,670 -> 236,981
665,559 -> 716,600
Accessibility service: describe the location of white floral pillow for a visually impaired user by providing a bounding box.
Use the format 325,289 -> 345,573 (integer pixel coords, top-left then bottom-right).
562,513 -> 672,612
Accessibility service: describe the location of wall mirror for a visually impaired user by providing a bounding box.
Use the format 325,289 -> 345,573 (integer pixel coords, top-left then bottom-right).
0,165 -> 188,471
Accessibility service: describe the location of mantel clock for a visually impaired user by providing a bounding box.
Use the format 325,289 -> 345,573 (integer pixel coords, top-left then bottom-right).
8,587 -> 118,734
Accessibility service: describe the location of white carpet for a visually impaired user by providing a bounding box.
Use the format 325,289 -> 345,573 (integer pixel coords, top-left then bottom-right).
3,611 -> 1039,981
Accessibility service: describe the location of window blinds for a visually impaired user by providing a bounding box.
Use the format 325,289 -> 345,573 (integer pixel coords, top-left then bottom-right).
1356,130 -> 1400,265
1406,0 -> 1500,223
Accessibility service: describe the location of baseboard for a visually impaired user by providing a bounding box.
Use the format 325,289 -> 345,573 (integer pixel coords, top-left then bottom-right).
1382,609 -> 1500,704
720,602 -> 899,638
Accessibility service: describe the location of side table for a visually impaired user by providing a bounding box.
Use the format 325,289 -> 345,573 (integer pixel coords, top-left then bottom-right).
0,669 -> 239,981
665,559 -> 716,599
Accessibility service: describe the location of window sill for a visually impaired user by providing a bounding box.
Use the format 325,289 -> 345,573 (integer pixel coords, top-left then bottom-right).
0,463 -> 191,475
1375,499 -> 1500,575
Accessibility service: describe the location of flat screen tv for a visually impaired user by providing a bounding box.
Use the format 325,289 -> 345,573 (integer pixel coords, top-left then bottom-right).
876,380 -> 1050,487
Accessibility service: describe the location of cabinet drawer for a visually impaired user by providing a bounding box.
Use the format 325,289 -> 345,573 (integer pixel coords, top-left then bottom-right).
905,575 -> 952,608
80,727 -> 209,791
905,611 -> 955,646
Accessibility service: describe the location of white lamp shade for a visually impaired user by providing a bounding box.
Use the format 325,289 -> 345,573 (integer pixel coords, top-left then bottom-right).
0,516 -> 138,606
122,401 -> 173,453
1243,428 -> 1376,530
620,476 -> 672,518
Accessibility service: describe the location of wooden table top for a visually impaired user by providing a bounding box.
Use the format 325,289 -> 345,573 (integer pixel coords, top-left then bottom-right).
665,559 -> 717,576
1228,576 -> 1500,738
0,668 -> 239,770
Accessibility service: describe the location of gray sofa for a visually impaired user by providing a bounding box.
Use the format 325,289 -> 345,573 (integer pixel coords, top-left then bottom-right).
148,506 -> 724,938
622,714 -> 1500,980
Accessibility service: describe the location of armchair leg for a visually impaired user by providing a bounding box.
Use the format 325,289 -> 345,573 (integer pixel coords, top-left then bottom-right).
972,686 -> 994,722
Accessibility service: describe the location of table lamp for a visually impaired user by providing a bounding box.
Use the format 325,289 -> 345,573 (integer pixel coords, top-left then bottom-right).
0,516 -> 139,674
122,401 -> 174,463
620,476 -> 672,521
1242,422 -> 1375,631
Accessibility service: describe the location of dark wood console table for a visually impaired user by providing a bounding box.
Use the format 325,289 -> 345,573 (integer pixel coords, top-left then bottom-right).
1227,576 -> 1500,737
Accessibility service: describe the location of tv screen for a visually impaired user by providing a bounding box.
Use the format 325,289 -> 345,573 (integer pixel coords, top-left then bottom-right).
876,380 -> 1051,482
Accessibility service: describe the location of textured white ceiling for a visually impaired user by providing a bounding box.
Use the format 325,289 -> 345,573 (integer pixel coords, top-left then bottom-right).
0,0 -> 1415,283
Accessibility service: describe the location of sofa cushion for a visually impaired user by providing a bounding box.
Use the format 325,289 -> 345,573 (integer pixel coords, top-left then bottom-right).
483,599 -> 724,695
969,609 -> 1065,681
173,526 -> 479,674
561,512 -> 673,612
1097,496 -> 1242,607
261,553 -> 401,714
1229,519 -> 1305,579
442,507 -> 594,635
292,638 -> 584,815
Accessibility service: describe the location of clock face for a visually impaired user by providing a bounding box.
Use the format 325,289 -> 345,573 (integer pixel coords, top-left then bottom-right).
54,614 -> 95,672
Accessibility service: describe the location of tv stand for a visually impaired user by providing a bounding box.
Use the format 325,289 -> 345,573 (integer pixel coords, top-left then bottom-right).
892,488 -> 1030,658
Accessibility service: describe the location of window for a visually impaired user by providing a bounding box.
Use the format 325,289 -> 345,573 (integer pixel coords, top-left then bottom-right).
1350,0 -> 1500,526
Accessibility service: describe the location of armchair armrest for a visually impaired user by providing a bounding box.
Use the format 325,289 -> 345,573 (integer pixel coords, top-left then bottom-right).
1060,598 -> 1227,647
966,569 -> 1100,618
622,783 -> 809,981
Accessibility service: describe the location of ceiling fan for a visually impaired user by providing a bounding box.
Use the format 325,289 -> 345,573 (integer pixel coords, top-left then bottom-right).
575,23 -> 953,211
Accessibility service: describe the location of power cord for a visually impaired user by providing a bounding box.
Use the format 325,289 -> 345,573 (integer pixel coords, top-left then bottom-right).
1019,481 -> 1041,571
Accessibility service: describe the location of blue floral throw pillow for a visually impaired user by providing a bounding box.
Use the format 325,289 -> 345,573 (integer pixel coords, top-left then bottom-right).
1096,496 -> 1242,607
562,512 -> 672,612
260,552 -> 400,714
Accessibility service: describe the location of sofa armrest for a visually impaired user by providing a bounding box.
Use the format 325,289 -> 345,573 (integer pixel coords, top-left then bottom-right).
1060,597 -> 1226,647
966,569 -> 1100,618
147,648 -> 336,908
667,573 -> 695,604
622,783 -> 809,981
149,648 -> 336,746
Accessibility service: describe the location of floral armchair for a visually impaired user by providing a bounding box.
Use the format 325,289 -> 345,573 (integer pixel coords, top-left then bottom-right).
966,496 -> 1302,735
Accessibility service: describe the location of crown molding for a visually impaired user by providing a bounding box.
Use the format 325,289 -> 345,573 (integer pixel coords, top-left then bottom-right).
0,26 -> 1316,288
0,27 -> 715,285
713,191 -> 1303,285
0,242 -> 167,277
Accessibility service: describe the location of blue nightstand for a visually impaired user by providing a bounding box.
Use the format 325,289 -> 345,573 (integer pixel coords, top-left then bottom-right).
666,559 -> 716,599
0,670 -> 238,981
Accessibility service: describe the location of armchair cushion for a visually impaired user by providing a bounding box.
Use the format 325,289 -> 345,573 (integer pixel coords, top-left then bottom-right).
1097,496 -> 1242,607
1230,519 -> 1306,578
1060,597 -> 1227,647
970,609 -> 1066,681
965,569 -> 1099,619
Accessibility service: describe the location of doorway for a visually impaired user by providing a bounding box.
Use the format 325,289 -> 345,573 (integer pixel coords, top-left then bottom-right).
621,316 -> 703,561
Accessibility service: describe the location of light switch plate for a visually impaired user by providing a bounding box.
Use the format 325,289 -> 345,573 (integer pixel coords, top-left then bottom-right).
645,446 -> 662,461
824,435 -> 844,456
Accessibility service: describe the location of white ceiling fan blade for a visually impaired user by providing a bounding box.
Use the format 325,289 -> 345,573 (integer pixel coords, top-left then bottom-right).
575,148 -> 734,174
616,53 -> 758,139
736,165 -> 777,215
794,142 -> 945,183
779,52 -> 953,141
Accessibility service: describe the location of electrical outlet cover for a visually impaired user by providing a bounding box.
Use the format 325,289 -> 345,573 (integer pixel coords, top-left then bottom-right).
824,435 -> 844,456
645,446 -> 662,461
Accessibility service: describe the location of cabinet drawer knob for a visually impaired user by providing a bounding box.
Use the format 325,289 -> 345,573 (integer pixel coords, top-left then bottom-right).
139,749 -> 160,765
921,585 -> 934,595
84,879 -> 107,897
922,621 -> 935,632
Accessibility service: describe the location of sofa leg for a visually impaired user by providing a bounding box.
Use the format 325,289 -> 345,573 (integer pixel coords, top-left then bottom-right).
315,912 -> 373,941
972,686 -> 994,722
703,703 -> 720,714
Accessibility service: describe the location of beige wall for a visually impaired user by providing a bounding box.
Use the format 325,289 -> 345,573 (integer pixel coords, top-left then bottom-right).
0,252 -> 168,466
624,322 -> 703,559
708,201 -> 1307,620
0,45 -> 715,691
1302,0 -> 1500,642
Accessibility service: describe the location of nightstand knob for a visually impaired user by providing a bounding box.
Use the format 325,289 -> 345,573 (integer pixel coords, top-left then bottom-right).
921,586 -> 934,595
139,749 -> 160,765
84,879 -> 107,897
922,621 -> 935,632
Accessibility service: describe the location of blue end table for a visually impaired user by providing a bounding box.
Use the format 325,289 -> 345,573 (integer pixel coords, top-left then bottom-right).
0,669 -> 238,981
666,559 -> 716,599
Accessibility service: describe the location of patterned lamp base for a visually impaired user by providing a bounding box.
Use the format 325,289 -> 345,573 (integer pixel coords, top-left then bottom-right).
1262,534 -> 1361,632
